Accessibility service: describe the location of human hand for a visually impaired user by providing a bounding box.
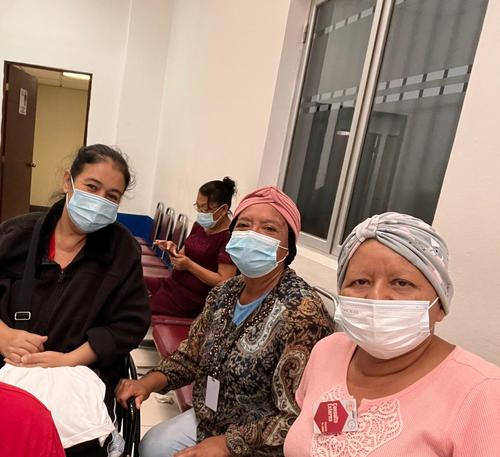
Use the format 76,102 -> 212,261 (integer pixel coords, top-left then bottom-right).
174,436 -> 230,457
0,327 -> 47,363
154,240 -> 178,256
171,253 -> 192,271
7,351 -> 68,368
115,378 -> 152,409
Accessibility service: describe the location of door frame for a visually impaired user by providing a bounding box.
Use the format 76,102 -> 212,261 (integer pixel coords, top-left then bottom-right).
0,60 -> 93,167
0,61 -> 92,216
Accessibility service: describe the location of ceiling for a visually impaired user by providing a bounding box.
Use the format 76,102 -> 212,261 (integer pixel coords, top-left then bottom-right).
17,66 -> 90,91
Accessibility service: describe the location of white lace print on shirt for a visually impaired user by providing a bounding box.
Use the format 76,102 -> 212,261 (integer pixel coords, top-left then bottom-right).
312,385 -> 402,457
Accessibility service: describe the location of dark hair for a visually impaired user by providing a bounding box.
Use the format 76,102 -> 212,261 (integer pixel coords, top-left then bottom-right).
199,176 -> 236,208
285,227 -> 297,266
70,144 -> 134,191
229,216 -> 297,266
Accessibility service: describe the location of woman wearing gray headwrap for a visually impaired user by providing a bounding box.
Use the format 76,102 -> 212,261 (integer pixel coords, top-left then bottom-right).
285,212 -> 500,457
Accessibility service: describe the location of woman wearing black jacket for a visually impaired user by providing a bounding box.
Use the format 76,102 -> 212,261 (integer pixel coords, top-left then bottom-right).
0,144 -> 150,456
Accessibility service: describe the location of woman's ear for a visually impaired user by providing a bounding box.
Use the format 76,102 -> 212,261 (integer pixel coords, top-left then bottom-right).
214,203 -> 229,216
435,303 -> 446,323
431,300 -> 446,330
62,170 -> 72,194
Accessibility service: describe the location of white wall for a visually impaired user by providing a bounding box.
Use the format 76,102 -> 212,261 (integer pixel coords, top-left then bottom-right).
259,0 -> 310,187
1,0 -> 293,217
114,0 -> 173,213
151,0 -> 292,222
433,0 -> 500,365
0,0 -> 130,143
0,0 -> 172,214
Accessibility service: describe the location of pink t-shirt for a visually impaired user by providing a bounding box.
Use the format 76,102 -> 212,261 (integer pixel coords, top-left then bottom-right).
284,333 -> 500,457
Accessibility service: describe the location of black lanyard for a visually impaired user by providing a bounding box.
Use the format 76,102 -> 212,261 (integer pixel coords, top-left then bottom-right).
12,217 -> 44,330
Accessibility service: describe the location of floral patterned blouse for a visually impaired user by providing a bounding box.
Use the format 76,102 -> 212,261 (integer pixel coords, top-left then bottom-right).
153,268 -> 334,456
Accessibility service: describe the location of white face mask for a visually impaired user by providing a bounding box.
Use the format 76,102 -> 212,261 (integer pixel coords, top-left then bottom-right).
335,295 -> 439,359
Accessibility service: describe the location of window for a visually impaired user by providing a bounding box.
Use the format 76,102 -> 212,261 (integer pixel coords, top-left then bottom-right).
283,0 -> 488,252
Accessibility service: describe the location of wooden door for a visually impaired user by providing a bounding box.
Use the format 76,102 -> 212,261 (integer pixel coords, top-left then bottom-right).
0,65 -> 38,222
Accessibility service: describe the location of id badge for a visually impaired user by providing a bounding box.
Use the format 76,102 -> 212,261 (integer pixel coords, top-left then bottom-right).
313,399 -> 358,434
205,376 -> 220,412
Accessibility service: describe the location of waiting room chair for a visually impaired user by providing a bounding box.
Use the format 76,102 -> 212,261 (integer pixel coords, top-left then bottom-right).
141,207 -> 175,257
152,318 -> 194,412
171,213 -> 188,250
142,213 -> 188,278
136,202 -> 164,247
141,207 -> 175,262
142,265 -> 172,279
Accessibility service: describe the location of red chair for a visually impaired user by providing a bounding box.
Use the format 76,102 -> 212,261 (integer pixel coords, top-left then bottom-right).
141,254 -> 167,268
152,317 -> 194,412
152,315 -> 193,326
152,322 -> 190,354
142,266 -> 172,279
171,385 -> 193,413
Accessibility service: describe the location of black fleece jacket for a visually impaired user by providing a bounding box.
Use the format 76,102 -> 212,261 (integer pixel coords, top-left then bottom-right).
0,199 -> 151,387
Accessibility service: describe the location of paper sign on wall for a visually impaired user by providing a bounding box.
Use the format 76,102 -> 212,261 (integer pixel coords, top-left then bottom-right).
19,88 -> 27,115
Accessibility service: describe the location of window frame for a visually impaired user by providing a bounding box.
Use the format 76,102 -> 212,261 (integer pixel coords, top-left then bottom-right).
278,0 -> 397,255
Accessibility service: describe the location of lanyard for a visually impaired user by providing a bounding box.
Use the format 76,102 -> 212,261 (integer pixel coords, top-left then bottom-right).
204,288 -> 274,380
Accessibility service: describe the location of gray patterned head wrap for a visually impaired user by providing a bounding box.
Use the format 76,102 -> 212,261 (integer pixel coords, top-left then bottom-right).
337,212 -> 454,314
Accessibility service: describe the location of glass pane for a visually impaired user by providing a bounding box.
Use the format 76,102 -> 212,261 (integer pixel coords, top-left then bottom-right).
344,0 -> 488,238
284,0 -> 377,239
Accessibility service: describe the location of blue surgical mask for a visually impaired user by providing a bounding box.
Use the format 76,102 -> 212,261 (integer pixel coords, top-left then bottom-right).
196,207 -> 223,230
66,176 -> 119,233
225,230 -> 288,278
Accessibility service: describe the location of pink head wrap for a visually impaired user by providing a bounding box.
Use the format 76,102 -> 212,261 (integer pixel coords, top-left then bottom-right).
233,186 -> 301,238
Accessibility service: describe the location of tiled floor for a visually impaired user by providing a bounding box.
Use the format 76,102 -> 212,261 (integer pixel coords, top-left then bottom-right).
130,346 -> 181,438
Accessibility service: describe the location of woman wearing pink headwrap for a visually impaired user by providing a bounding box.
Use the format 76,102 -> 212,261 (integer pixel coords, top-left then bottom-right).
117,186 -> 334,457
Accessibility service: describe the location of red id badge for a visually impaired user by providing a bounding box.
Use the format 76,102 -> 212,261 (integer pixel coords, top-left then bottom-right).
313,399 -> 358,434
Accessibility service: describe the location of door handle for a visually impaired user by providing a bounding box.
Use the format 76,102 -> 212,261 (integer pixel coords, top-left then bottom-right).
25,162 -> 36,168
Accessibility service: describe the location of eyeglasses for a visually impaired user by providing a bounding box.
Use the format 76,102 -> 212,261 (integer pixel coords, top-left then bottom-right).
193,202 -> 217,213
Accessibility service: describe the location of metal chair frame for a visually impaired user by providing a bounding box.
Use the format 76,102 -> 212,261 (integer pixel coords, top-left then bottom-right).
313,285 -> 339,326
172,213 -> 188,249
116,355 -> 141,457
162,213 -> 188,268
148,202 -> 165,248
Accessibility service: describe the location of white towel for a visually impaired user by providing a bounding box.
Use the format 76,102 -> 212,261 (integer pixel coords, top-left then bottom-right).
0,364 -> 115,448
